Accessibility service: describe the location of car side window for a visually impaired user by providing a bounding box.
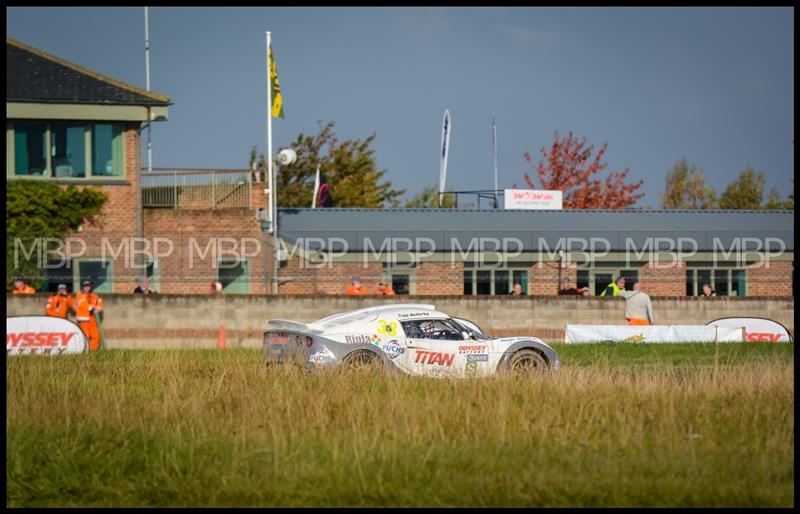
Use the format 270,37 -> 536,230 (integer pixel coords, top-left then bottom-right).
400,319 -> 464,341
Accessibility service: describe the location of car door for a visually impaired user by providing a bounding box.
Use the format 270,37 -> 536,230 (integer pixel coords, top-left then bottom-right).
396,318 -> 469,378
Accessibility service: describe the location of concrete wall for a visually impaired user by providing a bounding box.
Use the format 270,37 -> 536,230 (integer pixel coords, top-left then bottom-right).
7,294 -> 793,348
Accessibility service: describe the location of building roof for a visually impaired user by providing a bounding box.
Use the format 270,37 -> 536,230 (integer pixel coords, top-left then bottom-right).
6,37 -> 170,106
275,208 -> 795,252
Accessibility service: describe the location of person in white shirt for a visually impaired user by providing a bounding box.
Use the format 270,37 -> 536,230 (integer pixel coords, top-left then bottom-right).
618,281 -> 654,326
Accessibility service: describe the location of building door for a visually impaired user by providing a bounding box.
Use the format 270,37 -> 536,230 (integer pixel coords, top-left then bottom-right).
218,258 -> 249,294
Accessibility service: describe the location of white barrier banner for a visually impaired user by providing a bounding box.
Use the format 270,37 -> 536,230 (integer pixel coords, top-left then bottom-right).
565,324 -> 745,344
706,317 -> 793,343
6,316 -> 88,355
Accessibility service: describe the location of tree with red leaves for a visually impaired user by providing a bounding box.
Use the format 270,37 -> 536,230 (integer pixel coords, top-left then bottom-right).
523,131 -> 644,209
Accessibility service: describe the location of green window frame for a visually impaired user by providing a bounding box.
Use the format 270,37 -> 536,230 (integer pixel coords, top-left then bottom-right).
686,268 -> 746,296
463,269 -> 529,295
7,121 -> 125,179
74,258 -> 114,294
218,258 -> 250,294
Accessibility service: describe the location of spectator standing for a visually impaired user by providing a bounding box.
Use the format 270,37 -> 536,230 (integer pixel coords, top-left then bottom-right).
74,280 -> 104,351
345,276 -> 366,296
701,283 -> 717,297
45,284 -> 74,319
376,281 -> 396,296
618,281 -> 654,326
133,279 -> 157,295
509,283 -> 526,296
12,276 -> 35,295
600,276 -> 626,297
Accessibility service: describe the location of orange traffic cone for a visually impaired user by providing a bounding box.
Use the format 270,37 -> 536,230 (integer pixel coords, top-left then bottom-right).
217,324 -> 226,350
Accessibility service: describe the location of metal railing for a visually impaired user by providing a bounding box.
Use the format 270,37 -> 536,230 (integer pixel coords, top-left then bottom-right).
440,190 -> 504,209
141,168 -> 253,210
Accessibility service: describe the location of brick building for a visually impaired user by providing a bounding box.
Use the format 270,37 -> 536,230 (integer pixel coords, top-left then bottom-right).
6,38 -> 795,298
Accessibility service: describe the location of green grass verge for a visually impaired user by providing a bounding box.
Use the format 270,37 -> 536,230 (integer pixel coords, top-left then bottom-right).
6,344 -> 794,507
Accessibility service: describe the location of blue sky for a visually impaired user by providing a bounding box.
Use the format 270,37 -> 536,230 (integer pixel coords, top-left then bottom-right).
7,6 -> 794,206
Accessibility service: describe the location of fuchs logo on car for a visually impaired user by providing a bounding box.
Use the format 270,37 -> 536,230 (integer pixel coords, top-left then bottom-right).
6,332 -> 77,348
270,332 -> 289,345
414,350 -> 454,366
746,332 -> 783,343
345,335 -> 371,344
380,339 -> 404,359
309,348 -> 334,365
295,335 -> 314,348
458,344 -> 487,354
397,312 -> 430,319
466,354 -> 489,363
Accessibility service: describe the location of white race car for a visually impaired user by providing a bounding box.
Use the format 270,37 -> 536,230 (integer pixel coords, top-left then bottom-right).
262,304 -> 559,378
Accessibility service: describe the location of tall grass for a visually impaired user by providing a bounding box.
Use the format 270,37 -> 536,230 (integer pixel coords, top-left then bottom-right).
6,344 -> 794,507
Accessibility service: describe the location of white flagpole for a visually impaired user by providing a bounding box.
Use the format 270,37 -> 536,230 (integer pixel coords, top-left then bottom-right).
145,7 -> 152,174
312,164 -> 320,208
266,31 -> 277,294
492,113 -> 498,208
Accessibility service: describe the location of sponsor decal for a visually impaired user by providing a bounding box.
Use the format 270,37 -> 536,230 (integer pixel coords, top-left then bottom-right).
465,361 -> 478,377
295,335 -> 314,348
466,354 -> 489,363
397,311 -> 431,319
380,339 -> 405,359
458,344 -> 487,354
345,334 -> 371,344
414,350 -> 454,367
370,334 -> 382,345
377,319 -> 398,336
309,347 -> 334,365
622,333 -> 645,343
7,316 -> 87,355
746,332 -> 783,343
269,332 -> 289,345
7,332 -> 76,349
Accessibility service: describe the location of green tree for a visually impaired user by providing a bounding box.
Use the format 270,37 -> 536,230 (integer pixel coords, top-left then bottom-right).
660,158 -> 717,209
718,167 -> 767,210
251,121 -> 405,208
404,185 -> 456,208
7,181 -> 107,290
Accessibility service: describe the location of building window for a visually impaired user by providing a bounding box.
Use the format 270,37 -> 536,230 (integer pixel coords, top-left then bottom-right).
464,269 -> 529,295
76,259 -> 113,293
576,267 -> 639,295
51,122 -> 86,178
218,258 -> 249,294
92,124 -> 124,177
383,263 -> 415,295
14,121 -> 48,176
686,268 -> 746,296
9,121 -> 124,179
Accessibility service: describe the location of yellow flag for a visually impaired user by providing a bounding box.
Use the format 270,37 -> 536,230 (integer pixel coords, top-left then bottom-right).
269,45 -> 284,118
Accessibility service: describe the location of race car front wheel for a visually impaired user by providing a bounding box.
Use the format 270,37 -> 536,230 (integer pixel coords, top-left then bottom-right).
503,349 -> 549,377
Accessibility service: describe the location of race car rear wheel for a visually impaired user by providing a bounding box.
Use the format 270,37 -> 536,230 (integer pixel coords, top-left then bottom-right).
504,348 -> 549,377
341,350 -> 384,373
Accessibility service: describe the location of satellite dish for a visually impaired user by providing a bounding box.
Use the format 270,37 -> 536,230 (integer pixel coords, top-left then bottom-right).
276,148 -> 297,166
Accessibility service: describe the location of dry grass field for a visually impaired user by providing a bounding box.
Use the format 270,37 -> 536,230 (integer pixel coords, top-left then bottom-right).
6,343 -> 794,507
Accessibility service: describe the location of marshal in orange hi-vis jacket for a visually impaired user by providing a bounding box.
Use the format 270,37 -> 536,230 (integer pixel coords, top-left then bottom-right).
74,281 -> 104,351
45,285 -> 74,319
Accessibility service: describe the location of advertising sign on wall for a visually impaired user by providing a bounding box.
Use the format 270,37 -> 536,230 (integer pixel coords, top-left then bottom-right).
6,316 -> 88,355
504,189 -> 563,210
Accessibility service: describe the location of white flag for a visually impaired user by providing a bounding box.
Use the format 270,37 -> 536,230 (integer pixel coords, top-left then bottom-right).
438,109 -> 451,206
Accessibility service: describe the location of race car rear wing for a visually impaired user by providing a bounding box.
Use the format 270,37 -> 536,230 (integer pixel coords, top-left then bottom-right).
266,320 -> 323,334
